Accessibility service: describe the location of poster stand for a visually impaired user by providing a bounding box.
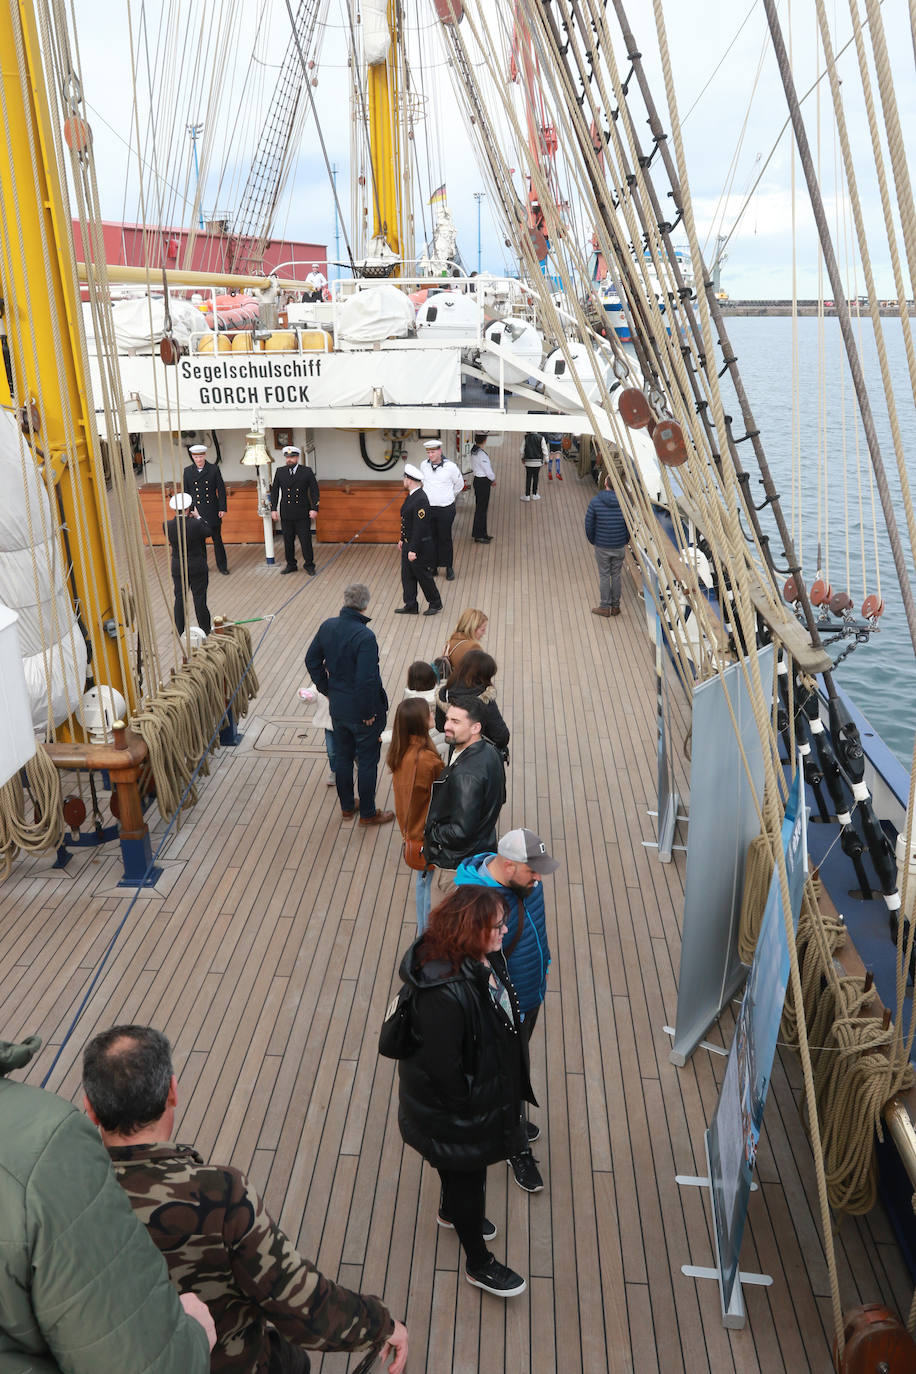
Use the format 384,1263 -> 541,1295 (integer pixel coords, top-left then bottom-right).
676,1138 -> 772,1329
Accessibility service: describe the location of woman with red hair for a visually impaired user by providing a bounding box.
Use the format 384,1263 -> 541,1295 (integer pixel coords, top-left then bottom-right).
395,886 -> 534,1298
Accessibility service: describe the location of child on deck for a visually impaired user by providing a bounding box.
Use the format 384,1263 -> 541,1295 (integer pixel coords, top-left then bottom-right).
381,661 -> 449,761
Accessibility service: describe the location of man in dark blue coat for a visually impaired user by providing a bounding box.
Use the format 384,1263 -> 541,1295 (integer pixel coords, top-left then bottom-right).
270,445 -> 320,575
304,583 -> 394,826
454,827 -> 558,1195
183,444 -> 228,575
584,474 -> 629,617
165,493 -> 211,636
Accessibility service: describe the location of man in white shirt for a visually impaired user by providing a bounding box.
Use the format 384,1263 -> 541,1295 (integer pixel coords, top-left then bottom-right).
419,438 -> 464,581
469,434 -> 496,543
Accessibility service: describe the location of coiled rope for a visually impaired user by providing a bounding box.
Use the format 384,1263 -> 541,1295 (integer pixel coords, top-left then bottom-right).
0,748 -> 64,876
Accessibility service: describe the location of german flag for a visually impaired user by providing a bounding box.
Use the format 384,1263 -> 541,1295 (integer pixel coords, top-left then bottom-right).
428,184 -> 446,206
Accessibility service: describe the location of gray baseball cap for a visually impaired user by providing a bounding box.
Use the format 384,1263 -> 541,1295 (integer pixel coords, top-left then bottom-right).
497,828 -> 559,874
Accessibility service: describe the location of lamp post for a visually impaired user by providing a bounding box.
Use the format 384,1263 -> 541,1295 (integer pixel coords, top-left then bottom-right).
187,123 -> 204,230
474,192 -> 484,274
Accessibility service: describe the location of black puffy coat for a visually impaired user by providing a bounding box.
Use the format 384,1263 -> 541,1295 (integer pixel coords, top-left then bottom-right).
423,739 -> 505,869
396,941 -> 534,1172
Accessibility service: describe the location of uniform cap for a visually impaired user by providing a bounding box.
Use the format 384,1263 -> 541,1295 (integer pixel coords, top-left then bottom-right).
423,438 -> 443,450
189,444 -> 207,454
497,827 -> 560,874
169,492 -> 193,511
282,445 -> 301,456
403,463 -> 423,482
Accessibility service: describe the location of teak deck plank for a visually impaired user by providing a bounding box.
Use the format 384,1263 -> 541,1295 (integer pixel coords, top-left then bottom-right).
1,464 -> 910,1373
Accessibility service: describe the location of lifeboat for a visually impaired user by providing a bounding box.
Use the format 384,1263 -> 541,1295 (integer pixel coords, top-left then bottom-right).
415,289 -> 481,340
203,293 -> 261,331
542,341 -> 614,409
480,317 -> 543,385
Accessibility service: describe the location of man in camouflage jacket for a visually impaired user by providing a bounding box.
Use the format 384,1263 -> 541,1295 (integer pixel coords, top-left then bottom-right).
83,1025 -> 408,1374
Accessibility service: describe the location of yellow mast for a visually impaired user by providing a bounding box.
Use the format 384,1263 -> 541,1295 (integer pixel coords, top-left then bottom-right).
367,0 -> 404,264
0,0 -> 134,716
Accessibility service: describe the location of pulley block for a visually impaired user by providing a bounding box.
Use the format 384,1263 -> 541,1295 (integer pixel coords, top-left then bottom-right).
63,116 -> 92,152
159,336 -> 179,366
829,591 -> 853,616
434,0 -> 463,22
834,1302 -> 916,1372
783,576 -> 803,603
19,403 -> 41,437
861,594 -> 885,620
618,387 -> 653,429
61,795 -> 87,830
652,420 -> 688,466
810,578 -> 832,607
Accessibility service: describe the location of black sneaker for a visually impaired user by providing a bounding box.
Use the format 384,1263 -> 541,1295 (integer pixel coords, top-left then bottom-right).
465,1256 -> 526,1298
510,1150 -> 544,1193
525,1120 -> 540,1144
437,1213 -> 497,1241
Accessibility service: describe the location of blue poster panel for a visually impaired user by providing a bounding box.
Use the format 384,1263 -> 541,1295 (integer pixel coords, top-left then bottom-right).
707,767 -> 807,1315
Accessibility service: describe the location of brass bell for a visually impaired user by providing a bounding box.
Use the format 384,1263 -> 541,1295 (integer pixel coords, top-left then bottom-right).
240,429 -> 272,466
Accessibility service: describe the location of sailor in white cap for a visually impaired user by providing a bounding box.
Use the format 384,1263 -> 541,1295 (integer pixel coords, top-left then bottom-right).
165,491 -> 211,636
183,443 -> 229,574
396,463 -> 441,615
269,444 -> 320,575
419,437 -> 463,581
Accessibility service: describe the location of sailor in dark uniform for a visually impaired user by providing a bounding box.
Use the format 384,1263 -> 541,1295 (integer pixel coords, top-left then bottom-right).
182,443 -> 228,574
396,463 -> 442,615
165,492 -> 211,635
270,444 -> 320,575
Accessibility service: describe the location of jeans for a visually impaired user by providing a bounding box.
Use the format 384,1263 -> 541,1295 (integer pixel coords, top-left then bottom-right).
324,729 -> 336,772
415,868 -> 434,933
595,544 -> 627,608
524,465 -> 540,496
331,718 -> 383,818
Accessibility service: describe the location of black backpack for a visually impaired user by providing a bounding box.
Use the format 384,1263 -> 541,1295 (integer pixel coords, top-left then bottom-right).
523,432 -> 543,463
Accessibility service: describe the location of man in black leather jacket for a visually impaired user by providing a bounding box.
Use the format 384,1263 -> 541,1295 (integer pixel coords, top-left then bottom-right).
424,697 -> 505,870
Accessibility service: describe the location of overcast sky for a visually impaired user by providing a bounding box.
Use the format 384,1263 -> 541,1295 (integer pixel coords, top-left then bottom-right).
68,0 -> 914,299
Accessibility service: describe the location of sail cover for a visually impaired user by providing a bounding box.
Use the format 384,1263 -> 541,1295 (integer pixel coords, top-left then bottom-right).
0,411 -> 87,729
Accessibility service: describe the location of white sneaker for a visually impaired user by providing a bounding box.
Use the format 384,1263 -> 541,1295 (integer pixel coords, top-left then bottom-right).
532,493 -> 542,500
520,494 -> 530,501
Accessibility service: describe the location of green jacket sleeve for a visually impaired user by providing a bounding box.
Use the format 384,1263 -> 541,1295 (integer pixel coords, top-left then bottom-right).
27,1109 -> 210,1374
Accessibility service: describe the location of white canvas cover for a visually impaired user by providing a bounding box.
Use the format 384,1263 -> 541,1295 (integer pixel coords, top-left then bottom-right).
337,285 -> 415,342
362,0 -> 390,64
111,295 -> 208,354
0,410 -> 87,728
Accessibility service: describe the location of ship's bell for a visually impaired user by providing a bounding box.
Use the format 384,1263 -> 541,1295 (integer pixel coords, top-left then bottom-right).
240,429 -> 271,466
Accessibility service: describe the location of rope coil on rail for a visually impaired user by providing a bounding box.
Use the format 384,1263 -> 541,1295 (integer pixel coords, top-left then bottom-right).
132,624 -> 257,825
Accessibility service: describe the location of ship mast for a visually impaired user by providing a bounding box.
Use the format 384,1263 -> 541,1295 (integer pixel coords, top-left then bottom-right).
0,0 -> 134,717
366,0 -> 409,267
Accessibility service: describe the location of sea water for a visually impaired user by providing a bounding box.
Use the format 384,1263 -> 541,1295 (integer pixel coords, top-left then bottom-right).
718,314 -> 915,773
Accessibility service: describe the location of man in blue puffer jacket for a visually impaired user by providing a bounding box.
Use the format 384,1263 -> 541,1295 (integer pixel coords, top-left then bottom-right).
584,473 -> 629,618
455,828 -> 559,1196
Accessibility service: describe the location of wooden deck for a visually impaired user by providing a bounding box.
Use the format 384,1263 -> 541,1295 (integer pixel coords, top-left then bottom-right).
2,464 -> 911,1372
